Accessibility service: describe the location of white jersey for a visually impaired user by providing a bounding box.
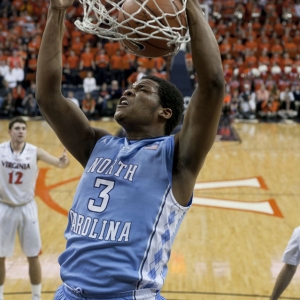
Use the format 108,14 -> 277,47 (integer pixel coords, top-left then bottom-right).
282,227 -> 300,266
0,142 -> 38,206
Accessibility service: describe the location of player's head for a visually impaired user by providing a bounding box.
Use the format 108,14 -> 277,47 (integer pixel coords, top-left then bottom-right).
9,117 -> 27,130
8,117 -> 27,142
142,75 -> 184,135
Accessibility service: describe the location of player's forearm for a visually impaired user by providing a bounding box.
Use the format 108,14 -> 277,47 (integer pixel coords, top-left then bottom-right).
36,8 -> 67,101
186,0 -> 223,85
270,264 -> 297,299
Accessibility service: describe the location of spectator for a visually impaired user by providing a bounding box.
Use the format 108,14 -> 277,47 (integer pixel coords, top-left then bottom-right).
0,60 -> 9,78
67,91 -> 80,107
81,92 -> 97,120
238,84 -> 256,120
0,92 -> 14,118
258,95 -> 279,121
79,46 -> 95,71
222,88 -> 231,116
96,82 -> 111,116
137,67 -> 147,82
21,93 -> 38,116
255,84 -> 270,114
70,36 -> 84,56
106,80 -> 122,115
292,84 -> 300,116
95,49 -> 109,85
278,86 -> 297,119
4,65 -> 22,89
12,84 -> 26,115
7,49 -> 24,69
83,71 -> 97,94
109,49 -> 123,85
27,53 -> 38,73
230,89 -> 239,119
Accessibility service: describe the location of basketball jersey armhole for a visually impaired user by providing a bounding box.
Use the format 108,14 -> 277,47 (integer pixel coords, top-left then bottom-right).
165,136 -> 192,208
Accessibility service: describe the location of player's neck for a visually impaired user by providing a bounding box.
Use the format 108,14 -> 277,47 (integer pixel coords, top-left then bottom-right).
10,141 -> 25,154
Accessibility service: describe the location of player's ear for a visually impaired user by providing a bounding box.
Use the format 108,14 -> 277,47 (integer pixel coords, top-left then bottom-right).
159,108 -> 172,120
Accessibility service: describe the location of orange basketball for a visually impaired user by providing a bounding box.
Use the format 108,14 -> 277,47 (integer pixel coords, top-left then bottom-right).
117,0 -> 187,58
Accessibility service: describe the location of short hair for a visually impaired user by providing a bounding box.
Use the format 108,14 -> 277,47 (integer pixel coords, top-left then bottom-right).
142,75 -> 184,135
9,117 -> 27,130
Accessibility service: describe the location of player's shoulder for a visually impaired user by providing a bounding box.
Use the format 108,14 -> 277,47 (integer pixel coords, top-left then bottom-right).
0,141 -> 9,149
293,227 -> 300,236
24,143 -> 37,152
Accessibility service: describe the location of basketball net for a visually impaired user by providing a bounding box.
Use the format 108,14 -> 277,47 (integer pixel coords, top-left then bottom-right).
75,0 -> 190,56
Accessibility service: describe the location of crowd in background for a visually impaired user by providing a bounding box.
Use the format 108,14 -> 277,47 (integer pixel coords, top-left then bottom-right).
0,0 -> 300,121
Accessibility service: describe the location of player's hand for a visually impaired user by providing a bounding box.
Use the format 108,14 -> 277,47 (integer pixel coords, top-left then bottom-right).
50,0 -> 74,10
58,148 -> 70,168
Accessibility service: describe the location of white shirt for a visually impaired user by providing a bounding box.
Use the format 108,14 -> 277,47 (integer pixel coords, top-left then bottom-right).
280,91 -> 295,102
0,64 -> 9,77
83,77 -> 97,93
4,70 -> 19,88
12,67 -> 25,82
282,227 -> 300,266
69,97 -> 80,107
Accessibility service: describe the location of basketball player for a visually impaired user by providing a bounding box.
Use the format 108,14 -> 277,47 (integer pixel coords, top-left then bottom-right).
270,227 -> 300,300
0,117 -> 70,300
36,0 -> 224,298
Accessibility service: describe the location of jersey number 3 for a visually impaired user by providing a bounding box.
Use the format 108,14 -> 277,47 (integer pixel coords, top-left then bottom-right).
88,178 -> 115,213
8,171 -> 23,184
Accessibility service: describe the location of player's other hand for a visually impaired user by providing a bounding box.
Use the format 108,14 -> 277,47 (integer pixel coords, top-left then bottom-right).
59,148 -> 70,168
50,0 -> 75,10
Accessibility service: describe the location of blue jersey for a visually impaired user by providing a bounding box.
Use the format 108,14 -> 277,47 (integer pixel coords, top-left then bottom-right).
58,135 -> 191,296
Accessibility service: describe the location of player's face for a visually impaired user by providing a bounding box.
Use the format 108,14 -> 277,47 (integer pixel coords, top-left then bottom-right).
9,122 -> 27,143
114,79 -> 161,126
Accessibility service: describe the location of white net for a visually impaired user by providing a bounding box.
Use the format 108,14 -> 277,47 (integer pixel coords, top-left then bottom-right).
75,0 -> 190,56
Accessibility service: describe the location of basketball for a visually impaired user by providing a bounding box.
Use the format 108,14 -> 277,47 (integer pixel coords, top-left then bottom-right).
117,0 -> 187,58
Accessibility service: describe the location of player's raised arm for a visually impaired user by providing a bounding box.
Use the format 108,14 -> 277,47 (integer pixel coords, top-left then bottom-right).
173,0 -> 224,183
36,0 -> 110,167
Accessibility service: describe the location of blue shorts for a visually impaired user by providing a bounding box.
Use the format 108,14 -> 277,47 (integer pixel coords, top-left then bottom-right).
54,284 -> 166,300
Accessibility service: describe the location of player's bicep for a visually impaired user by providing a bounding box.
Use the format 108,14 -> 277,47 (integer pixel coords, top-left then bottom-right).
38,94 -> 99,166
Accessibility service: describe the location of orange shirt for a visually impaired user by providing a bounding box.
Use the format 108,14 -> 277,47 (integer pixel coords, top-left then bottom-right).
80,52 -> 94,68
12,0 -> 23,10
28,39 -> 41,54
245,40 -> 258,52
110,54 -> 123,70
67,55 -> 79,69
137,57 -> 151,69
271,44 -> 283,54
121,53 -> 135,70
274,23 -> 284,37
258,56 -> 270,66
95,54 -> 109,68
104,42 -> 120,57
153,54 -> 166,71
82,99 -> 96,111
219,43 -> 231,56
71,42 -> 84,56
284,42 -> 298,58
127,72 -> 138,85
232,43 -> 245,56
281,58 -> 294,67
223,94 -> 231,104
71,30 -> 82,41
261,100 -> 279,113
